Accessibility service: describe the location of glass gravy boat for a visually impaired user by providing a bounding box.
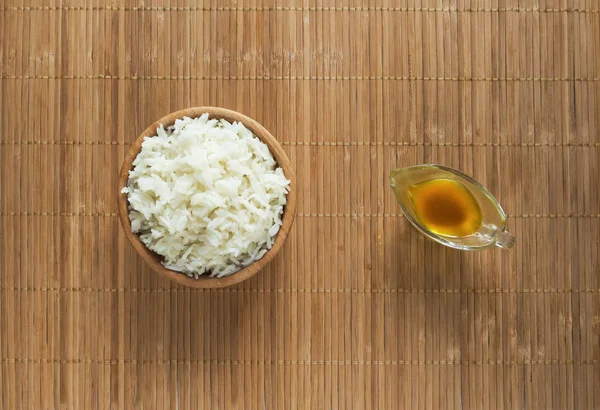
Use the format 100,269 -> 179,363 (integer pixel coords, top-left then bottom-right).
390,165 -> 515,250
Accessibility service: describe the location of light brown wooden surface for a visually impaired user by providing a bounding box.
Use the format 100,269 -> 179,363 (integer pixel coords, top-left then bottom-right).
1,1 -> 599,409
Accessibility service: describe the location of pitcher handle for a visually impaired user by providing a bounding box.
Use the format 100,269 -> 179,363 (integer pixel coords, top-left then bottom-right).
495,230 -> 516,249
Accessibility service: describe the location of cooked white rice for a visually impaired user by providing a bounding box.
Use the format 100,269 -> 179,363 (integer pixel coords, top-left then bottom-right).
121,113 -> 290,278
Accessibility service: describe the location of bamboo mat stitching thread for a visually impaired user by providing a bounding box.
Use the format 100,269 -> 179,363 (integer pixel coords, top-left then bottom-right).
1,359 -> 598,365
1,141 -> 599,147
1,212 -> 598,218
2,75 -> 599,81
2,6 -> 600,13
1,287 -> 598,294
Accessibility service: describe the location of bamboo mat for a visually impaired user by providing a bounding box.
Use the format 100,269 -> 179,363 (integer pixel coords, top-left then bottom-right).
1,0 -> 599,408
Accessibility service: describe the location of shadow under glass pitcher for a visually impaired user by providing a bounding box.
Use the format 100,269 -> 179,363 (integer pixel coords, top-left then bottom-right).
390,164 -> 515,250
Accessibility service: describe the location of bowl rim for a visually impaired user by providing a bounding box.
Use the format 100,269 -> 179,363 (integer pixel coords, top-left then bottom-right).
117,106 -> 297,288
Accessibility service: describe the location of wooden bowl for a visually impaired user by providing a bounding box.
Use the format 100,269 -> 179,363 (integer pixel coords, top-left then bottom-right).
117,107 -> 297,288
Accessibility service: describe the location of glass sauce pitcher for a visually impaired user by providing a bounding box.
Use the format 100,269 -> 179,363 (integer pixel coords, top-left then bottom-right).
390,165 -> 515,250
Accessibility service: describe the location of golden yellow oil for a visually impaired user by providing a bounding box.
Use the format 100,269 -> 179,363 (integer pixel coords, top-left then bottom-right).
408,178 -> 482,237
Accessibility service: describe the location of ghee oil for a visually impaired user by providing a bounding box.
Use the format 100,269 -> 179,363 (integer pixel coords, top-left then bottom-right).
408,178 -> 482,237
